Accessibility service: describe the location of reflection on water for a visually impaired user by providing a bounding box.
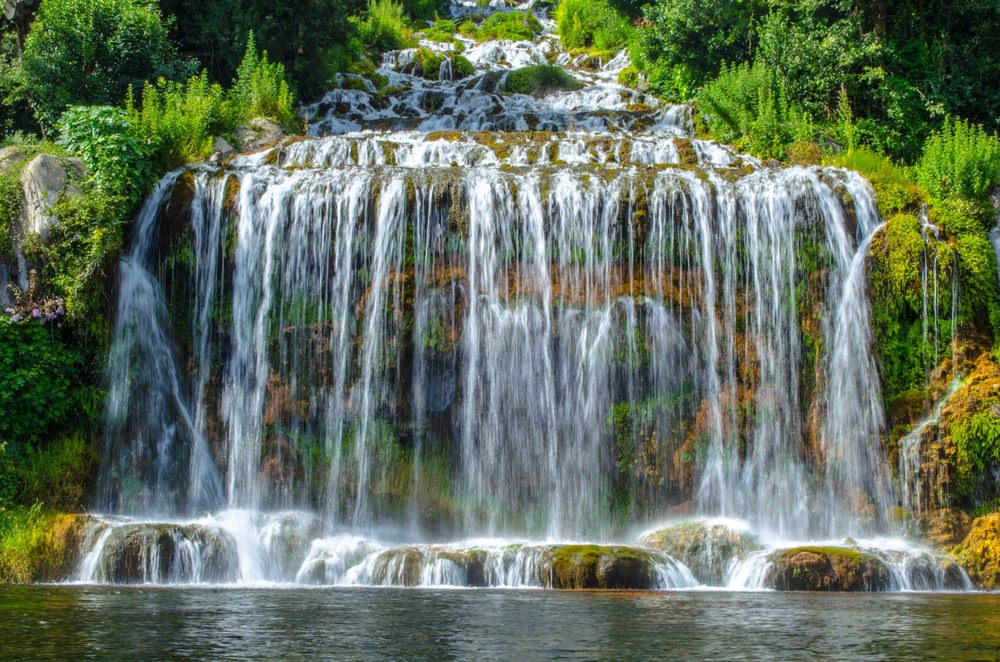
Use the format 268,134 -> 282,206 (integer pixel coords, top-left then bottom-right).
1,587 -> 999,660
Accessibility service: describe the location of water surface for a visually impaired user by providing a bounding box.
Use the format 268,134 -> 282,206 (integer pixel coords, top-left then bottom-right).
2,587 -> 998,660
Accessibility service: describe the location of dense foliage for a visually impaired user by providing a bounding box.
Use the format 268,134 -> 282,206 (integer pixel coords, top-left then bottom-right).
20,0 -> 190,131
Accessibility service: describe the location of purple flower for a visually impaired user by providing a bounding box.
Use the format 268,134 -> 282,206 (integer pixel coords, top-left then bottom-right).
55,306 -> 65,315
3,307 -> 13,315
11,314 -> 21,322
31,308 -> 41,319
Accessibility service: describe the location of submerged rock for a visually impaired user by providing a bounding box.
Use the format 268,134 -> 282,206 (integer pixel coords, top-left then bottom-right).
766,546 -> 890,591
953,512 -> 1000,589
640,520 -> 760,585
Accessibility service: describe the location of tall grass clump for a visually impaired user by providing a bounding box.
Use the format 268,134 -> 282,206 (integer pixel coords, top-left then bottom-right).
229,33 -> 298,130
556,0 -> 634,53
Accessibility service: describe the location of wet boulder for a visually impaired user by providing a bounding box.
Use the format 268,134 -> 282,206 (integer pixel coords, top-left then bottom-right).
542,545 -> 661,589
766,546 -> 890,591
640,520 -> 761,585
95,523 -> 239,584
953,512 -> 1000,589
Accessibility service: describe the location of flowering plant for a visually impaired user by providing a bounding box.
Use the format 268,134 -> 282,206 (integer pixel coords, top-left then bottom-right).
4,270 -> 66,323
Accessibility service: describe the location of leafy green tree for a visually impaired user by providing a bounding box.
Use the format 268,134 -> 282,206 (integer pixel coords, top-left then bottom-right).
19,0 -> 189,131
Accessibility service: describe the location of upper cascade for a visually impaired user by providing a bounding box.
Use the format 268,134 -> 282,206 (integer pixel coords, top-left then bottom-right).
84,0 -> 967,589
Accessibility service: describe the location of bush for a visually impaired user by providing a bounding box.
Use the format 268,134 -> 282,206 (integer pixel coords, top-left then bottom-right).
637,0 -> 760,100
353,0 -> 413,53
126,74 -> 230,172
20,0 -> 189,131
471,10 -> 542,42
0,318 -> 90,446
229,33 -> 299,131
504,65 -> 582,96
556,0 -> 634,53
421,18 -> 457,43
57,106 -> 153,205
916,118 -> 1000,206
696,61 -> 813,160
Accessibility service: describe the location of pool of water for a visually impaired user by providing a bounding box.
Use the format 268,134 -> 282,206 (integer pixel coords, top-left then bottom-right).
2,587 -> 999,660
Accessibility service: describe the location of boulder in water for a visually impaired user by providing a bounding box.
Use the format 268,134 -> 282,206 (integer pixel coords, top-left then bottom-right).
640,520 -> 760,585
544,545 -> 660,589
766,546 -> 890,591
95,523 -> 239,584
953,512 -> 1000,589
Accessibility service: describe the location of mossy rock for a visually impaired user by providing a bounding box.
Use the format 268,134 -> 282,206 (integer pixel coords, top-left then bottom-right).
640,521 -> 761,585
766,546 -> 890,591
97,523 -> 239,584
543,544 -> 659,589
953,512 -> 1000,589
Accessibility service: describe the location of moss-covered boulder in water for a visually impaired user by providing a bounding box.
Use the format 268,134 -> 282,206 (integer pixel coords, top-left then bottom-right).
766,546 -> 890,591
96,523 -> 239,584
953,512 -> 1000,589
543,545 -> 660,589
640,521 -> 760,585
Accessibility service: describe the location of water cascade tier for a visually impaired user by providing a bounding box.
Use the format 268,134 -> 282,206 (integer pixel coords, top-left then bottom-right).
85,0 -> 966,589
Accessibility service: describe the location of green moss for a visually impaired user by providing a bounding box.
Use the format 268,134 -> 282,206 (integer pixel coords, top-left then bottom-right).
826,148 -> 923,216
617,65 -> 640,88
777,545 -> 871,563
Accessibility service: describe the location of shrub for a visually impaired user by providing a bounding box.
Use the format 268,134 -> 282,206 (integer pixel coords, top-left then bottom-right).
696,61 -> 813,160
353,0 -> 413,53
504,65 -> 582,96
916,118 -> 1000,206
422,18 -> 457,43
637,0 -> 760,100
230,33 -> 299,131
556,0 -> 634,53
617,65 -> 640,88
473,11 -> 542,42
0,318 -> 88,446
20,0 -> 189,131
126,74 -> 231,171
57,106 -> 153,205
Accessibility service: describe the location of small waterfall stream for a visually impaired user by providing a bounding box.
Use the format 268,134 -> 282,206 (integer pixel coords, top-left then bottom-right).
80,0 -> 966,589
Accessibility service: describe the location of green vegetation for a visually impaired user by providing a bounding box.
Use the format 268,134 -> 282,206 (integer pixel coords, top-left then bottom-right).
353,0 -> 415,53
20,0 -> 189,132
462,10 -> 542,42
504,65 -> 582,96
555,0 -> 634,53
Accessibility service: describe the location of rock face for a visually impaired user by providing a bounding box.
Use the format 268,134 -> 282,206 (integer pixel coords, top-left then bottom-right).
19,153 -> 86,241
766,546 -> 890,591
953,512 -> 1000,589
235,118 -> 285,153
640,520 -> 760,585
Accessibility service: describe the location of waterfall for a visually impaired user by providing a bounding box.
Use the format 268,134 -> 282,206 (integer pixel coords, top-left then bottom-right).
83,0 -> 964,588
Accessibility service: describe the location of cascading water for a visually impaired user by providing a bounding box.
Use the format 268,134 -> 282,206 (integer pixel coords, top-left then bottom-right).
80,0 -> 966,589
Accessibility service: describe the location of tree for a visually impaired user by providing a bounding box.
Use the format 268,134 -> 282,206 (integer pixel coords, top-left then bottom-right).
19,0 -> 188,131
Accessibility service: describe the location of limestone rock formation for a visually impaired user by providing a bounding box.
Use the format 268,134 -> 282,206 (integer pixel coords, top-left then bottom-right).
640,520 -> 761,585
19,153 -> 86,242
236,118 -> 286,153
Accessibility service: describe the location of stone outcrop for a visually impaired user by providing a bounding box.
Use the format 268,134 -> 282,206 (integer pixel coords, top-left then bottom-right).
953,512 -> 1000,589
94,523 -> 239,584
19,153 -> 86,242
766,546 -> 890,591
235,118 -> 285,153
